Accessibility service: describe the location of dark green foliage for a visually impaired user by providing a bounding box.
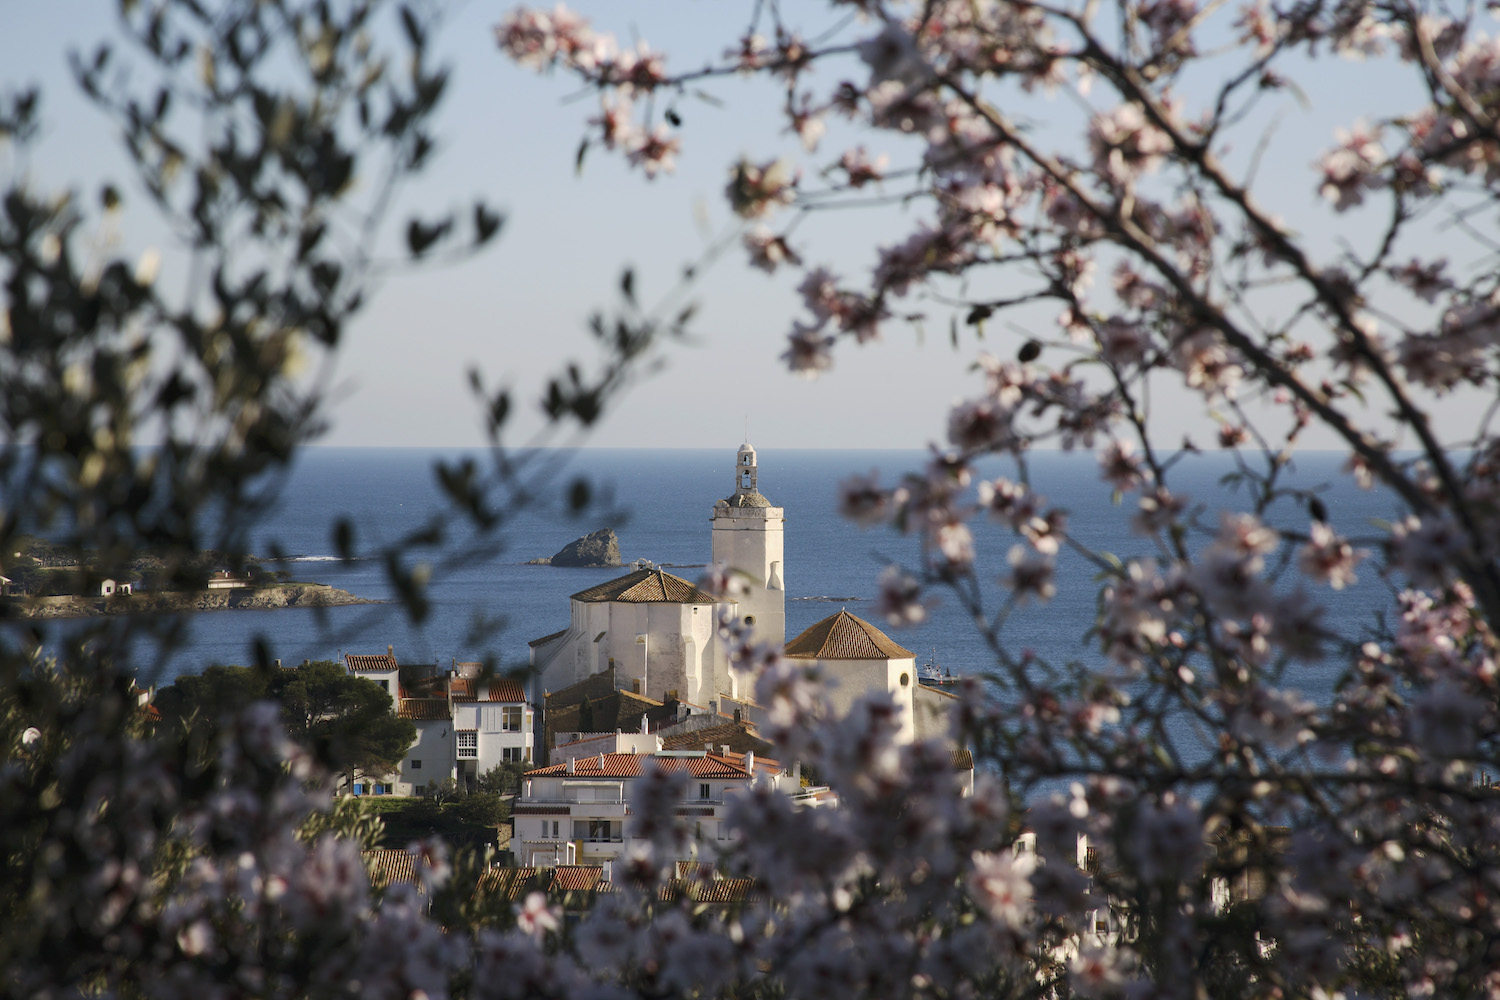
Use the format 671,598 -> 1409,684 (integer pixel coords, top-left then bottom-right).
361,793 -> 501,851
157,659 -> 415,787
477,760 -> 529,796
446,790 -> 507,827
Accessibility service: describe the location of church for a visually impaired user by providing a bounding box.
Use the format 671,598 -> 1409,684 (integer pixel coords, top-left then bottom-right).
528,443 -> 948,743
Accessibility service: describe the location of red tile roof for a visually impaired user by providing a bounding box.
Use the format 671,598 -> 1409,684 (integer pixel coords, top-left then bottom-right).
450,678 -> 476,701
676,860 -> 715,880
397,698 -> 451,721
346,653 -> 398,673
549,865 -> 605,892
660,721 -> 772,758
363,849 -> 419,887
571,568 -> 718,605
784,609 -> 915,660
658,877 -> 758,904
476,866 -> 541,901
484,678 -> 527,703
527,751 -> 752,779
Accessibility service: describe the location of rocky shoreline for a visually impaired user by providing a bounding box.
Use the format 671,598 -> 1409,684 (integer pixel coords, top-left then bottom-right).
3,584 -> 376,619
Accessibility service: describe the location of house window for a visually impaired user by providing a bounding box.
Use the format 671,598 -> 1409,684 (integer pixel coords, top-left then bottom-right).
572,819 -> 620,842
457,732 -> 478,759
502,706 -> 522,732
410,759 -> 422,770
502,746 -> 525,763
415,785 -> 426,796
699,783 -> 712,801
551,821 -> 560,838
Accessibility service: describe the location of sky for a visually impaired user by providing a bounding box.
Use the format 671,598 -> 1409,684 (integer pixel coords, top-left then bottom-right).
2,1 -> 1488,453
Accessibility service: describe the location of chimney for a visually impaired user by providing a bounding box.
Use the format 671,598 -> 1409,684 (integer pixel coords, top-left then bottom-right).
598,753 -> 605,769
793,761 -> 801,784
567,757 -> 576,774
721,745 -> 730,756
387,644 -> 394,658
745,751 -> 755,775
705,743 -> 713,753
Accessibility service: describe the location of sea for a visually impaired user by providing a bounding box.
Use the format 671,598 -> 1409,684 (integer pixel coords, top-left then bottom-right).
62,446 -> 1407,698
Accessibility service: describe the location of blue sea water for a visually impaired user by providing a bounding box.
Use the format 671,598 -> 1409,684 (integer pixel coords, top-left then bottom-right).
29,447 -> 1407,693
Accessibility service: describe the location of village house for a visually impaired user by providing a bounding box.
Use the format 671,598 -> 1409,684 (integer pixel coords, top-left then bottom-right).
343,647 -> 536,796
513,743 -> 828,869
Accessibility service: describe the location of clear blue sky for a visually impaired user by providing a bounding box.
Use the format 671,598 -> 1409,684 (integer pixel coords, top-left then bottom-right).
3,2 -> 1483,452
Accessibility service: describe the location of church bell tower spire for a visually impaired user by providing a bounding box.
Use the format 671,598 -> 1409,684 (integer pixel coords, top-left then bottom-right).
711,441 -> 785,655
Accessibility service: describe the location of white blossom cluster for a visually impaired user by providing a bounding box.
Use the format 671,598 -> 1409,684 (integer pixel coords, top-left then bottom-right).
496,0 -> 1500,995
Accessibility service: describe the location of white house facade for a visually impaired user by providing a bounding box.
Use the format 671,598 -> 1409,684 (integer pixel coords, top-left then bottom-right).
343,648 -> 537,796
513,746 -> 817,868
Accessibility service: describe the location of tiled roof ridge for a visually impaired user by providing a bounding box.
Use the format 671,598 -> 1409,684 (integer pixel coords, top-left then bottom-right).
570,567 -> 718,605
346,653 -> 398,672
525,750 -> 754,779
783,609 -> 916,660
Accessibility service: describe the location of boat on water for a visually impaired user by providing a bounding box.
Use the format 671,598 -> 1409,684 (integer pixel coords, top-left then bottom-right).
918,648 -> 959,687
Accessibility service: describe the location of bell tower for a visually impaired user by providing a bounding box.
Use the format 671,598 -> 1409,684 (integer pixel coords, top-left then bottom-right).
711,443 -> 785,652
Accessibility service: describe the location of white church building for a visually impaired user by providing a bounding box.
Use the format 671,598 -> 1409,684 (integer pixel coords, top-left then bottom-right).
529,443 -> 785,708
530,443 -> 941,744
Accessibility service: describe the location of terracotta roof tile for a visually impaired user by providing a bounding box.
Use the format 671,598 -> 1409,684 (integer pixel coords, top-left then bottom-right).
476,866 -> 541,901
571,568 -> 718,605
346,653 -> 398,673
364,848 -> 419,888
450,678 -> 476,701
397,698 -> 452,721
527,751 -> 752,779
484,678 -> 527,703
658,876 -> 758,904
549,865 -> 605,893
675,860 -> 715,880
660,721 -> 771,758
784,609 -> 915,660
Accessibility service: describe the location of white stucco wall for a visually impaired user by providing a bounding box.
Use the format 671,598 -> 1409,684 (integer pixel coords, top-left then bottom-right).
820,655 -> 918,743
400,719 -> 453,795
711,504 -> 786,651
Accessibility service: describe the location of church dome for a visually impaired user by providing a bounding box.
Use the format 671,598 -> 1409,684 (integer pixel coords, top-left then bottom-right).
723,490 -> 771,508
